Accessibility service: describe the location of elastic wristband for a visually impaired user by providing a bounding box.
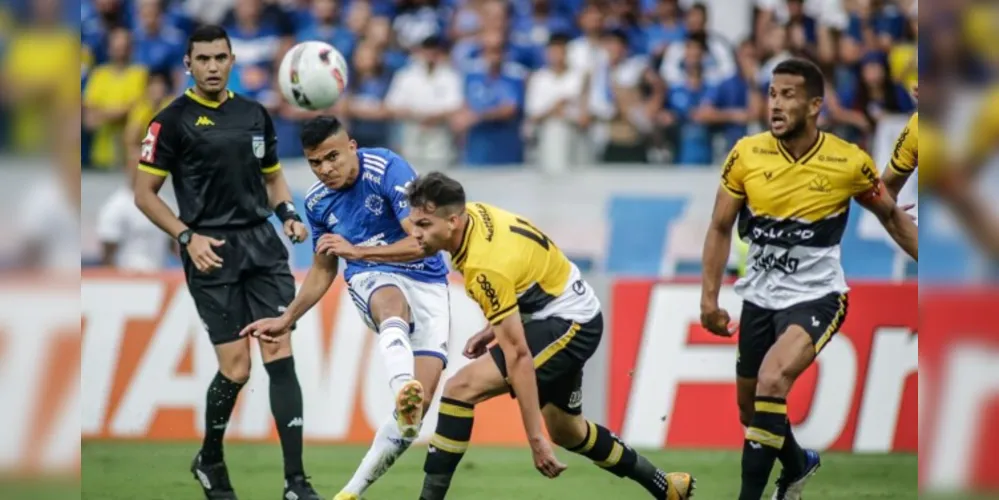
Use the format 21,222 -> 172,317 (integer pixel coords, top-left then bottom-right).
276,201 -> 301,223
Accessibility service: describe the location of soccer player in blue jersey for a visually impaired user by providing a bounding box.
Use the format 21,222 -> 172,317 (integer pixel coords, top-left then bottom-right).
241,117 -> 450,500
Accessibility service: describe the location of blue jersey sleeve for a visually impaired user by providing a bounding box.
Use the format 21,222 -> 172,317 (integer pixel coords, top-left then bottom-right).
381,155 -> 418,221
304,187 -> 332,252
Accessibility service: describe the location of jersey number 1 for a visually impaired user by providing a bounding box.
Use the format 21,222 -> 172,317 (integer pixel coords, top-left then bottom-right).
510,218 -> 551,250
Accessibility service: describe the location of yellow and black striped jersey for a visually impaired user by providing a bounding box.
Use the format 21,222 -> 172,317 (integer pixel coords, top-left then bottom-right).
888,113 -> 918,176
721,131 -> 879,309
452,202 -> 600,326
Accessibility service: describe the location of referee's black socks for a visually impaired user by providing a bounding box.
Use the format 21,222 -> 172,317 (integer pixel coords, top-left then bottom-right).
420,397 -> 475,500
201,371 -> 245,464
265,356 -> 306,478
566,420 -> 670,498
740,396 -> 789,500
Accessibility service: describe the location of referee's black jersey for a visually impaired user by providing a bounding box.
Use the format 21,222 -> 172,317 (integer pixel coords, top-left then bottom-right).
138,89 -> 281,229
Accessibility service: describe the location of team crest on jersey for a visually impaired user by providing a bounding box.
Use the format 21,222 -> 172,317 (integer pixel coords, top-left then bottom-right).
252,135 -> 265,159
365,195 -> 384,216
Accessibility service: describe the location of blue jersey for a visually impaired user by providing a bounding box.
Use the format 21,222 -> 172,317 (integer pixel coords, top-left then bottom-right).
304,148 -> 448,284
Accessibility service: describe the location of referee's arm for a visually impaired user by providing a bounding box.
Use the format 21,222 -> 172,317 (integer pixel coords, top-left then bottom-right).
133,120 -> 190,240
259,112 -> 301,227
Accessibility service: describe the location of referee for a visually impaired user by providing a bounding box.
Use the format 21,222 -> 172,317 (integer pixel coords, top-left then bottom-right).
134,25 -> 321,500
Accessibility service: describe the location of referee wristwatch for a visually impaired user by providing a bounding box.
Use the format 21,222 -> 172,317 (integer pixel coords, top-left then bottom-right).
177,229 -> 194,247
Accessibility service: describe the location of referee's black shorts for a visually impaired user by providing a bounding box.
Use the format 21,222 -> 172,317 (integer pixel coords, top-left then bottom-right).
489,313 -> 603,416
736,292 -> 848,378
181,222 -> 296,345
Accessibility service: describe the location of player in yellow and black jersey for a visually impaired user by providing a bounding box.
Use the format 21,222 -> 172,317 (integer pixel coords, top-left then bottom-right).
882,111 -> 918,200
404,172 -> 695,500
700,59 -> 918,500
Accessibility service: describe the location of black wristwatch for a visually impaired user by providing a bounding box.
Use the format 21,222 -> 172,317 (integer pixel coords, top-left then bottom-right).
177,229 -> 194,246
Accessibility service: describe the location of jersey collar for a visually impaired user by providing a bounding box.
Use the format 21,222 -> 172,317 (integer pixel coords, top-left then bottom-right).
776,131 -> 825,164
451,214 -> 475,269
184,88 -> 235,109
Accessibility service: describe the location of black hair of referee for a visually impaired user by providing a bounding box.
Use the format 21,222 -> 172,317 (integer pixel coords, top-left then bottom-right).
133,24 -> 321,500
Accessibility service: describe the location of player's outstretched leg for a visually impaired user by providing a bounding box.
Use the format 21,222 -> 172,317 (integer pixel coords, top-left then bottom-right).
544,406 -> 696,499
192,342 -> 249,499
739,327 -> 816,500
419,355 -> 507,500
336,356 -> 444,500
261,338 -> 321,499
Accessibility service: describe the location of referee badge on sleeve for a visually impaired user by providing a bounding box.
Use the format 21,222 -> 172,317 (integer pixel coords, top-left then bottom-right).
252,134 -> 265,159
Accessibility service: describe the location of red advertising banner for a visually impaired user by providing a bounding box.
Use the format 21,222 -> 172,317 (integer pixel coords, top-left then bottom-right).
608,281 -> 918,453
919,288 -> 999,491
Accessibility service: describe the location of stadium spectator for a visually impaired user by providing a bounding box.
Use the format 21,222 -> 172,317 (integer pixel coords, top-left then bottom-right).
222,0 -> 294,110
124,70 -> 174,164
343,42 -> 394,148
82,0 -> 130,65
385,35 -> 462,168
448,0 -> 484,44
295,0 -> 357,63
566,2 -> 606,75
365,15 -> 409,74
97,161 -> 173,272
392,0 -> 446,51
666,62 -> 713,165
843,51 -> 915,140
586,29 -> 663,163
659,3 -> 735,88
525,33 -> 586,173
645,0 -> 686,59
453,28 -> 527,166
346,0 -> 374,39
509,0 -> 574,71
83,27 -> 147,170
700,39 -> 763,152
133,0 -> 185,82
2,0 -> 78,156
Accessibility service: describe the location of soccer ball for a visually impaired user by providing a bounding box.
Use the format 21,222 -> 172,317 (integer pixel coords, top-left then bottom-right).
277,41 -> 349,111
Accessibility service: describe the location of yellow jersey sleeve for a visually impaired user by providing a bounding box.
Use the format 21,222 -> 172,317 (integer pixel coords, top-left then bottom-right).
965,88 -> 999,166
851,150 -> 882,198
465,267 -> 519,325
888,114 -> 918,175
720,141 -> 748,198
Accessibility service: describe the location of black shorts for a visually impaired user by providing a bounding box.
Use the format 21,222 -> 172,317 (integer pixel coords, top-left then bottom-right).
181,222 -> 296,345
736,292 -> 848,378
489,313 -> 603,416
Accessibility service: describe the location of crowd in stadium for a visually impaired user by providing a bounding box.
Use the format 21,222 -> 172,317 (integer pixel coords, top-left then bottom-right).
8,0 -> 920,170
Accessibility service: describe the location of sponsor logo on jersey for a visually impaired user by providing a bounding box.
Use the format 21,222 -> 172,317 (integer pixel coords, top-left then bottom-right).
721,150 -> 740,190
365,195 -> 384,216
818,154 -> 848,163
362,171 -> 382,184
140,122 -> 161,163
252,135 -> 265,159
307,190 -> 329,212
473,204 -> 495,241
752,147 -> 779,156
568,389 -> 583,409
808,174 -> 832,193
357,233 -> 387,247
326,212 -> 338,227
195,116 -> 215,127
476,274 -> 501,311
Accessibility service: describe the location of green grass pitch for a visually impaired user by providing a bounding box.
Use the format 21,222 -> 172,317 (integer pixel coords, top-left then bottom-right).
83,441 -> 918,499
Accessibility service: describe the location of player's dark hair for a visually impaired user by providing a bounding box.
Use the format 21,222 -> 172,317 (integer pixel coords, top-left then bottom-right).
300,116 -> 344,149
772,58 -> 826,99
186,24 -> 232,56
406,172 -> 466,213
